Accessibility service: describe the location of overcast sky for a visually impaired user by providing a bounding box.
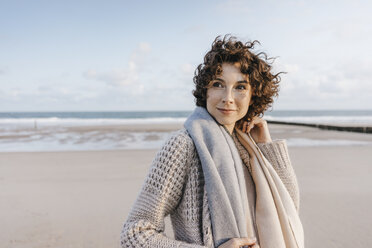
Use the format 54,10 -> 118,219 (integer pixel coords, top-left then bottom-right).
1,0 -> 371,111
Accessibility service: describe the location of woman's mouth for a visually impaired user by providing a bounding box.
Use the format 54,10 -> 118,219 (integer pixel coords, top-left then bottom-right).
217,108 -> 236,114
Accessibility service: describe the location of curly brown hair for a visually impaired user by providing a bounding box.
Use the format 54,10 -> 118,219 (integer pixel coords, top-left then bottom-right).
193,35 -> 282,125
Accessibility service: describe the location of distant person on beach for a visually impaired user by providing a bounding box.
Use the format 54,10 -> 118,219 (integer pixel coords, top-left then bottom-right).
120,35 -> 304,248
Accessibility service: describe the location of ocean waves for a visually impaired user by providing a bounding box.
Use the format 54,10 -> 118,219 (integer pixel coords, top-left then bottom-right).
1,110 -> 372,152
0,127 -> 174,152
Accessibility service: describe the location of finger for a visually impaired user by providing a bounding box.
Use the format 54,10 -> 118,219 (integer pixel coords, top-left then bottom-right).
247,119 -> 257,133
247,117 -> 265,133
235,237 -> 257,246
242,121 -> 248,133
245,121 -> 250,133
241,121 -> 250,133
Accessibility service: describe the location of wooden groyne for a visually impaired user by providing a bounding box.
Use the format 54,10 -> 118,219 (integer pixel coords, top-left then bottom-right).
267,120 -> 372,134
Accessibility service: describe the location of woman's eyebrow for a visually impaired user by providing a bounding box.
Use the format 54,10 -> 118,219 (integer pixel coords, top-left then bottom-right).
214,78 -> 248,84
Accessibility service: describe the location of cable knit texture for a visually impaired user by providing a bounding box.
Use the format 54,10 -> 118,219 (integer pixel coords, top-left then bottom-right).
120,129 -> 300,247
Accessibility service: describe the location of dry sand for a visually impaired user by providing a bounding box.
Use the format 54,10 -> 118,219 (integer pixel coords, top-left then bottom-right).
1,124 -> 372,247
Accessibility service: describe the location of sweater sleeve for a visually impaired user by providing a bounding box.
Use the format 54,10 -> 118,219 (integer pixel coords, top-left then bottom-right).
120,130 -> 206,248
257,140 -> 300,213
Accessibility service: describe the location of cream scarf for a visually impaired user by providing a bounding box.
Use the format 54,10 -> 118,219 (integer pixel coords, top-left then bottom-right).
235,129 -> 304,248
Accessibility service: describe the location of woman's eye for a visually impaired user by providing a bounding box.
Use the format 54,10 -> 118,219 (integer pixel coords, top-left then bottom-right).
236,84 -> 247,90
212,82 -> 223,88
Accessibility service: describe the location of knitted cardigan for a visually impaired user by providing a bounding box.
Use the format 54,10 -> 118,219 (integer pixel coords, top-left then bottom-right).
120,128 -> 300,248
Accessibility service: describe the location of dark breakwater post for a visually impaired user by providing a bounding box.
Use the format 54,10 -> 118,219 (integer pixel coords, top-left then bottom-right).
267,120 -> 372,134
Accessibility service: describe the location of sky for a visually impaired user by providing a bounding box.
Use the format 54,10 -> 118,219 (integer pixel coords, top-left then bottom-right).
1,0 -> 372,111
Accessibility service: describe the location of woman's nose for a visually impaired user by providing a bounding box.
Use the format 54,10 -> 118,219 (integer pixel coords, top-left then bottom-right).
222,88 -> 234,104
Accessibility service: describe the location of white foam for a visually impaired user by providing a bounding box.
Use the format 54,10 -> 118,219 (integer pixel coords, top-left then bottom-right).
2,133 -> 372,152
0,130 -> 173,152
1,114 -> 372,131
0,117 -> 187,130
2,114 -> 372,152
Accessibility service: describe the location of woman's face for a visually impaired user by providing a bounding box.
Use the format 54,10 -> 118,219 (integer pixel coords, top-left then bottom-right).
206,63 -> 252,134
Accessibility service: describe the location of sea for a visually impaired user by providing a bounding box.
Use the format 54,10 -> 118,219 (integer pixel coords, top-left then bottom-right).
1,110 -> 372,152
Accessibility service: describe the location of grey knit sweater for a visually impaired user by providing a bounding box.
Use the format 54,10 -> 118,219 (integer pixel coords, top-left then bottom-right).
120,128 -> 300,248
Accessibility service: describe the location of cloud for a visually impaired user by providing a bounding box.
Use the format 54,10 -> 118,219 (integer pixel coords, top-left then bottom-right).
274,58 -> 372,109
180,63 -> 194,75
83,66 -> 138,87
135,42 -> 151,57
310,17 -> 372,46
83,42 -> 151,87
82,43 -> 197,106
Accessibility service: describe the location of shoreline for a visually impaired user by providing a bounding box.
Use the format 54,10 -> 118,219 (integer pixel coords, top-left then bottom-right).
1,123 -> 372,153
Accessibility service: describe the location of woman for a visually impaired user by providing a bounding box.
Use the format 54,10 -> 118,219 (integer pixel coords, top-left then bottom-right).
120,35 -> 304,248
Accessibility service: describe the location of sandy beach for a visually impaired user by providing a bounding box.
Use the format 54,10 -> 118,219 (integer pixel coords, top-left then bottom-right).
1,123 -> 372,247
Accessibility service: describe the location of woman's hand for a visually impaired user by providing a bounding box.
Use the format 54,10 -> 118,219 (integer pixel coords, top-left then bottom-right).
241,117 -> 272,144
218,237 -> 259,248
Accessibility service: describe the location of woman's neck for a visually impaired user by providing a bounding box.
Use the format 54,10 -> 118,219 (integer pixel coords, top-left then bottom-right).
224,124 -> 235,134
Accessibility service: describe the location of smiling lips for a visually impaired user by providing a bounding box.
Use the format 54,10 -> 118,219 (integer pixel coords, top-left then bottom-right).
217,108 -> 236,114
